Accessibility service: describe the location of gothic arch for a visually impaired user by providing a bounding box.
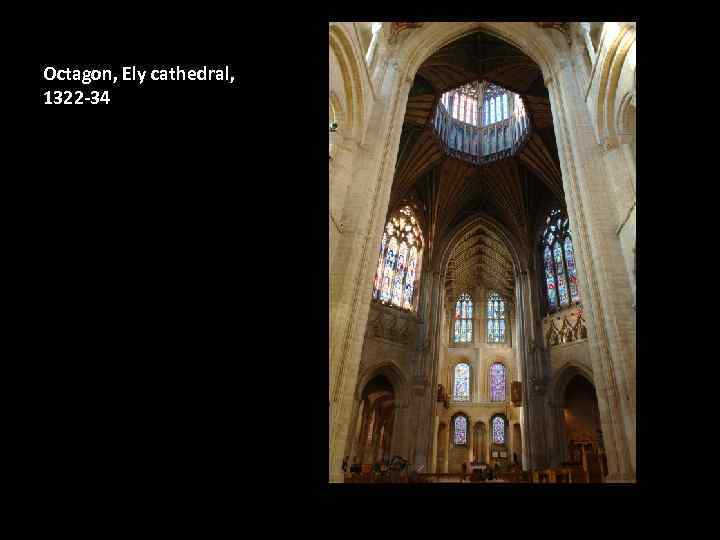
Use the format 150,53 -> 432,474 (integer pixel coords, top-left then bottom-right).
435,212 -> 527,277
594,23 -> 636,146
551,362 -> 595,404
354,360 -> 409,408
550,363 -> 600,465
329,23 -> 368,143
396,22 -> 562,90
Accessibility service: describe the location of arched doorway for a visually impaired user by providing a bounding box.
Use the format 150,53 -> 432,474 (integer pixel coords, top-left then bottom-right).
353,374 -> 397,467
561,374 -> 606,481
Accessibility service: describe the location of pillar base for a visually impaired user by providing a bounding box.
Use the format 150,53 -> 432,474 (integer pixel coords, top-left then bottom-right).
329,471 -> 345,483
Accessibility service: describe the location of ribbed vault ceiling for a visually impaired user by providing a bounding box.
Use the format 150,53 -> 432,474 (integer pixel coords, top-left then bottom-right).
389,30 -> 564,299
444,221 -> 515,302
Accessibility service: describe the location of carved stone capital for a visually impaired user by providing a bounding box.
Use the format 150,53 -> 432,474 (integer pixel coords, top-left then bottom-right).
388,21 -> 423,43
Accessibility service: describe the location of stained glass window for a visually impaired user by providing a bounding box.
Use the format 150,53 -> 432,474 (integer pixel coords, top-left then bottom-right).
453,293 -> 473,343
564,237 -> 580,304
554,241 -> 569,307
439,84 -> 481,126
492,416 -> 506,444
372,206 -> 424,312
391,241 -> 408,307
544,246 -> 558,310
541,209 -> 581,312
487,292 -> 506,344
490,362 -> 506,402
454,363 -> 470,401
483,84 -> 513,126
454,415 -> 468,445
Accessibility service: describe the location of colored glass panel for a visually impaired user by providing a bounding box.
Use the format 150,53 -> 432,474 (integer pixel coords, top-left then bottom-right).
391,241 -> 408,307
564,237 -> 580,303
554,241 -> 569,307
491,363 -> 505,401
454,415 -> 467,445
380,237 -> 397,303
487,293 -> 505,343
492,416 -> 505,444
403,246 -> 418,310
454,293 -> 473,343
544,246 -> 558,310
454,363 -> 470,401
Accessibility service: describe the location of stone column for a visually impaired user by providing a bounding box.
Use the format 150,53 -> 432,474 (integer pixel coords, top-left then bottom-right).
407,268 -> 442,473
330,52 -> 416,482
390,402 -> 408,460
601,141 -> 636,305
430,415 -> 440,473
329,136 -> 359,262
346,395 -> 365,464
467,418 -> 474,464
482,424 -> 487,464
545,57 -> 636,482
443,421 -> 451,473
515,266 -> 552,469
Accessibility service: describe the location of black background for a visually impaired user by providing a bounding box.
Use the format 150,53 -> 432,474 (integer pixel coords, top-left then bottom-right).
30,10 -> 715,517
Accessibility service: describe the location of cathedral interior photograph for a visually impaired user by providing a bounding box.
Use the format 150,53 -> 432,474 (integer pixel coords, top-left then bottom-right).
329,21 -> 636,484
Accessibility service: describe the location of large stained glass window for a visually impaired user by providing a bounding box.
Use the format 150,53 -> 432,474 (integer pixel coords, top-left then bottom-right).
453,293 -> 473,343
454,415 -> 468,446
372,206 -> 424,311
453,363 -> 470,401
492,416 -> 506,444
487,292 -> 506,344
490,362 -> 506,402
541,209 -> 581,312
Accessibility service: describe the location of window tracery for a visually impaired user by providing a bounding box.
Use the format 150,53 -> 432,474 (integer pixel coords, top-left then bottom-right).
492,415 -> 506,444
433,81 -> 530,165
372,206 -> 424,311
487,292 -> 506,344
490,362 -> 506,402
454,415 -> 468,446
541,209 -> 581,312
453,293 -> 473,343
